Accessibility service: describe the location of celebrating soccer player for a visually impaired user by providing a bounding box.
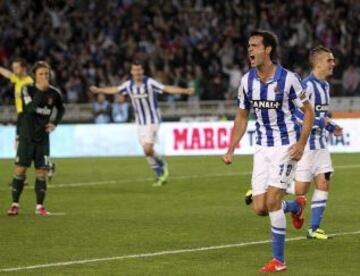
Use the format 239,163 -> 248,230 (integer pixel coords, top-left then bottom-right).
7,61 -> 65,216
286,46 -> 343,239
90,61 -> 193,186
0,59 -> 33,147
222,30 -> 314,273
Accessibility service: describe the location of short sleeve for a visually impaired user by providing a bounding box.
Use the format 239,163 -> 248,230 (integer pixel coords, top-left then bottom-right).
117,81 -> 129,95
289,73 -> 309,108
148,78 -> 165,94
237,78 -> 251,110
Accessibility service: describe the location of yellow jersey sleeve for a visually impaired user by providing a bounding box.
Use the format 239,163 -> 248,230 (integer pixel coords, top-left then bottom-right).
14,75 -> 33,114
10,74 -> 19,83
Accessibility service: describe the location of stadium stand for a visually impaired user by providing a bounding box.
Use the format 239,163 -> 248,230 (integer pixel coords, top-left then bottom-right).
0,0 -> 359,120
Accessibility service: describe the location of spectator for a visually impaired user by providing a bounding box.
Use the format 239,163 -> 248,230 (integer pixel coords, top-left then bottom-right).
342,64 -> 360,96
223,63 -> 242,99
0,0 -> 358,103
111,94 -> 129,123
93,94 -> 111,124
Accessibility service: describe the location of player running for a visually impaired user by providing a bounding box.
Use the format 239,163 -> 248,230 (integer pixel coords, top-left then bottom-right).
222,30 -> 314,273
288,46 -> 343,239
90,61 -> 193,186
244,46 -> 342,240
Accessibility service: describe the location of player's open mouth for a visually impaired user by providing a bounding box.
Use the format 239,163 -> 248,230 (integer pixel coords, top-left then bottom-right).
249,55 -> 255,62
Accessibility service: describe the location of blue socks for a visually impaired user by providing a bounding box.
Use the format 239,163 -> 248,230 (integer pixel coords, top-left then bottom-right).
269,209 -> 286,263
310,189 -> 328,231
282,200 -> 300,214
146,155 -> 164,177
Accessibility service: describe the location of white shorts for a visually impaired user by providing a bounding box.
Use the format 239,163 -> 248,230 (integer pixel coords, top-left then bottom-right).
295,148 -> 333,182
252,145 -> 297,196
137,124 -> 159,145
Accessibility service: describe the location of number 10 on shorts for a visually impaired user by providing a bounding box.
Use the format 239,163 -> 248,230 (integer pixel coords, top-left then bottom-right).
279,161 -> 296,184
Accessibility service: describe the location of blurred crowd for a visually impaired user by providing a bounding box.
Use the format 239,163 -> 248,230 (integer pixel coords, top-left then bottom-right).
0,0 -> 359,107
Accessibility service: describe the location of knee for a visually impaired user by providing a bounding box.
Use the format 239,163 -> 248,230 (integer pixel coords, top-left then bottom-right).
294,182 -> 310,196
266,197 -> 280,211
296,186 -> 308,196
36,169 -> 47,179
316,179 -> 329,191
143,145 -> 153,156
14,166 -> 26,177
253,206 -> 268,216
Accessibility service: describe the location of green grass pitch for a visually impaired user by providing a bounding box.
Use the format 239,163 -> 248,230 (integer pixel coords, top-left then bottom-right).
0,153 -> 359,275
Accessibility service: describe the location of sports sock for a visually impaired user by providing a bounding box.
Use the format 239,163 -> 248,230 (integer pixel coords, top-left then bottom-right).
282,200 -> 300,214
154,153 -> 164,168
310,189 -> 328,231
35,177 -> 47,205
146,156 -> 163,177
269,209 -> 286,263
11,175 -> 25,203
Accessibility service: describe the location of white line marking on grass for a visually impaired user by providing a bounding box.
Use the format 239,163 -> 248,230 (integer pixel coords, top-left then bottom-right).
47,163 -> 360,189
48,212 -> 66,216
47,171 -> 251,189
0,230 -> 359,272
0,164 -> 358,191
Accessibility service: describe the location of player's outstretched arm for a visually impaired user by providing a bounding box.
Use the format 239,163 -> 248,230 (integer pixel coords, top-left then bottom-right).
289,101 -> 314,160
294,109 -> 327,129
89,85 -> 119,95
163,86 -> 194,95
222,109 -> 249,165
295,110 -> 343,136
0,67 -> 13,79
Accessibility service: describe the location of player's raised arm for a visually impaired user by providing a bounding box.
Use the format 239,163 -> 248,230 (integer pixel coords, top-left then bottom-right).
163,86 -> 194,95
0,66 -> 13,79
89,85 -> 119,95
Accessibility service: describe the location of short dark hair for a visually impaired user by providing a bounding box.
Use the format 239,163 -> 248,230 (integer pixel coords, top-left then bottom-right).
131,60 -> 144,67
249,30 -> 279,61
12,58 -> 27,68
31,60 -> 51,76
309,45 -> 332,66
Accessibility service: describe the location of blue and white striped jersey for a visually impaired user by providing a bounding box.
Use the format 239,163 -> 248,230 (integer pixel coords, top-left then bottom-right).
238,65 -> 308,147
295,73 -> 331,150
117,76 -> 165,125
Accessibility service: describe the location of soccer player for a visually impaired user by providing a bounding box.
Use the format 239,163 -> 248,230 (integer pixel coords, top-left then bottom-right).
90,61 -> 193,186
0,59 -> 57,180
7,61 -> 65,216
288,46 -> 343,240
222,30 -> 314,273
0,59 -> 33,146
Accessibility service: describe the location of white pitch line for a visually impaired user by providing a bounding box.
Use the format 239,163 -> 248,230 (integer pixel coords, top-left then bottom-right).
48,171 -> 251,188
0,163 -> 358,191
48,212 -> 66,216
0,230 -> 359,273
46,163 -> 360,189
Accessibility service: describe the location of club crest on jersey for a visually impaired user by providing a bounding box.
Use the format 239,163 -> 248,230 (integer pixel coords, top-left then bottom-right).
252,100 -> 282,109
274,85 -> 280,93
47,97 -> 54,106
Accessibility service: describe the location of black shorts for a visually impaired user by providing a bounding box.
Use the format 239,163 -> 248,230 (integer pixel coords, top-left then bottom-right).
15,139 -> 50,169
15,113 -> 23,140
